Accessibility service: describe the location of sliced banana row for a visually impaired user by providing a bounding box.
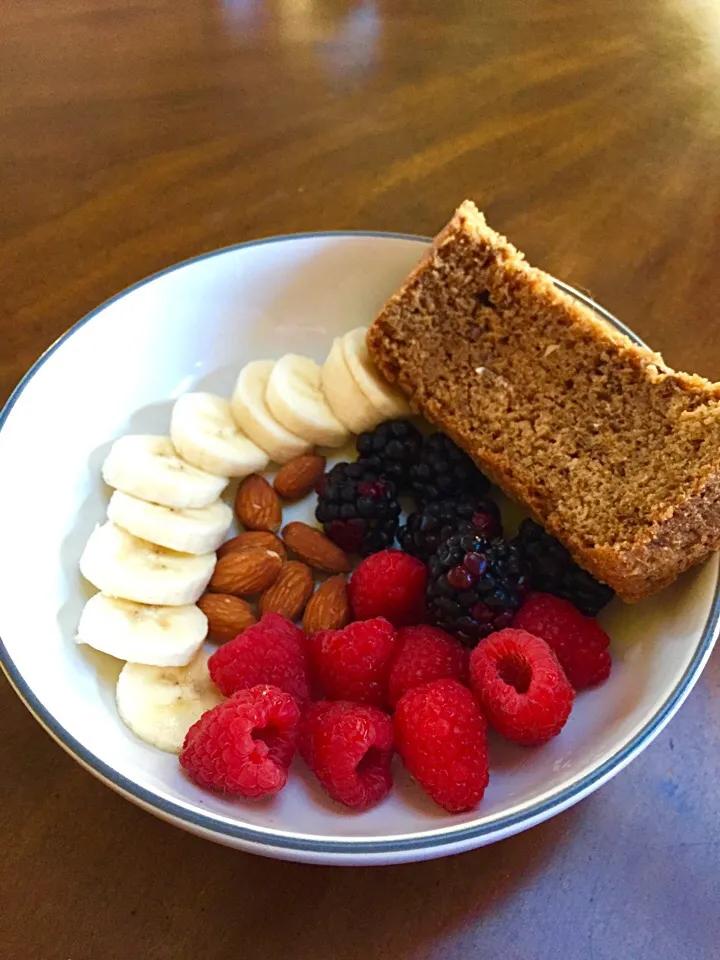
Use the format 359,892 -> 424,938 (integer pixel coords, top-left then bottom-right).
78,409 -> 244,709
231,360 -> 313,463
229,326 -> 410,463
78,388 -> 285,751
81,393 -> 264,636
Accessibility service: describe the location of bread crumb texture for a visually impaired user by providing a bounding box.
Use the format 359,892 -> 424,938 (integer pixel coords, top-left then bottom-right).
367,201 -> 720,602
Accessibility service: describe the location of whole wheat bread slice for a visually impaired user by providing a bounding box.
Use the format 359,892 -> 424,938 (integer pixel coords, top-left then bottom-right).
367,200 -> 720,602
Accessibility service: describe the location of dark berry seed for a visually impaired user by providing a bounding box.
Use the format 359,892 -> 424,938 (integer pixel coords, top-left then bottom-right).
471,603 -> 494,624
356,497 -> 376,518
460,534 -> 479,552
438,599 -> 463,618
464,552 -> 488,577
457,616 -> 480,636
437,575 -> 457,599
485,592 -> 506,610
447,565 -> 475,590
437,544 -> 456,566
458,591 -> 478,609
326,519 -> 364,554
357,480 -> 384,499
472,511 -> 500,537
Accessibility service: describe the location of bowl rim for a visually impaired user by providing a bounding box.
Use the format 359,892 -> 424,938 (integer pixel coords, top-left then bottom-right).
2,229 -> 718,857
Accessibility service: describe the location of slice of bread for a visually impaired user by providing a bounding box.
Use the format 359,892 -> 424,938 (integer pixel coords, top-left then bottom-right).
367,200 -> 720,602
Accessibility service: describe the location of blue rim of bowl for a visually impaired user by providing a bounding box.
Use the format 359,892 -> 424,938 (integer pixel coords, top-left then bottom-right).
1,230 -> 719,857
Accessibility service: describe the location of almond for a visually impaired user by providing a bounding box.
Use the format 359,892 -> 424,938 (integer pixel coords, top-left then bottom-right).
302,575 -> 351,633
208,547 -> 283,596
259,561 -> 314,620
234,474 -> 282,532
217,531 -> 287,561
282,521 -> 351,574
197,593 -> 257,643
273,454 -> 327,501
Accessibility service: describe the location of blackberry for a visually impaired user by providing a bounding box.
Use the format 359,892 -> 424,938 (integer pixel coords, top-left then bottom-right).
427,533 -> 529,646
355,420 -> 424,490
514,519 -> 614,617
410,432 -> 490,504
315,462 -> 401,556
398,496 -> 502,562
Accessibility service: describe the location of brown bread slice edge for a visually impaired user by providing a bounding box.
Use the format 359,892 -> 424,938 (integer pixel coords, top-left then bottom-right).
367,200 -> 720,603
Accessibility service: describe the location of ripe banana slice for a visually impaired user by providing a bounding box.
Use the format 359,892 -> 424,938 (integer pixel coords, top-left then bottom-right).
230,360 -> 312,463
342,327 -> 411,419
77,594 -> 208,667
170,393 -> 269,478
116,650 -> 223,753
107,490 -> 232,555
102,435 -> 228,509
321,337 -> 384,434
266,354 -> 349,447
79,522 -> 215,606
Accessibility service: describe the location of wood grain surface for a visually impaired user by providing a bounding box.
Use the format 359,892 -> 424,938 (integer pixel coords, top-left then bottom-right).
2,1 -> 720,958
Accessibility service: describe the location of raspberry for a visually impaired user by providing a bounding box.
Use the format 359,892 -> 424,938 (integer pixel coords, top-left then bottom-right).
394,679 -> 489,813
387,625 -> 470,708
469,628 -> 574,746
180,685 -> 300,799
208,613 -> 309,702
348,549 -> 428,627
307,617 -> 397,707
255,611 -> 306,647
513,592 -> 612,689
299,701 -> 394,809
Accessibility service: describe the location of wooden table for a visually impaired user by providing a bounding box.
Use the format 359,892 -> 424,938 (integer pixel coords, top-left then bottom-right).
3,1 -> 720,957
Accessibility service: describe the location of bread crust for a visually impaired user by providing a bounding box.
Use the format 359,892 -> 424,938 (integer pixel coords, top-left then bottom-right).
367,201 -> 720,603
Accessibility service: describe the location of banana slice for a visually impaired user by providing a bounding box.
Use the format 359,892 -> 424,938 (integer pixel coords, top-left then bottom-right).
170,393 -> 269,478
321,337 -> 384,434
102,435 -> 228,509
108,490 -> 233,555
266,354 -> 349,447
342,327 -> 411,419
231,360 -> 312,463
79,522 -> 215,606
77,594 -> 207,667
116,651 -> 223,753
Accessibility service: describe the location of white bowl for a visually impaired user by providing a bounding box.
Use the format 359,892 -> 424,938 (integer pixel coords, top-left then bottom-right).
1,232 -> 718,866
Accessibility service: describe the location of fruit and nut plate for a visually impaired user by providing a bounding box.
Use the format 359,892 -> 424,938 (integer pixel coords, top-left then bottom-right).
78,325 -> 616,815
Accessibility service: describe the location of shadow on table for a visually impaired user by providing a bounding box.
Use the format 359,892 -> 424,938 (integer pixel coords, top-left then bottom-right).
228,810 -> 577,959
